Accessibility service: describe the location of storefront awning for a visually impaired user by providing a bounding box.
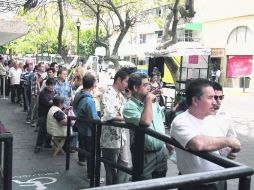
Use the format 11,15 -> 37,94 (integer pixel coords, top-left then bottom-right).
0,19 -> 29,45
145,42 -> 211,57
185,23 -> 203,31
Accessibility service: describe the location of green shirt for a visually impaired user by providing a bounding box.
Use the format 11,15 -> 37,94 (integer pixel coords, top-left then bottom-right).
123,96 -> 165,151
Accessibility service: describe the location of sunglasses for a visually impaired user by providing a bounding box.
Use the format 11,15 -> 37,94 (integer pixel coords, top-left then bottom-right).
214,95 -> 224,100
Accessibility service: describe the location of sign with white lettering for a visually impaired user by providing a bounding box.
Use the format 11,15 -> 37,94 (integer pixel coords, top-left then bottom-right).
227,56 -> 253,77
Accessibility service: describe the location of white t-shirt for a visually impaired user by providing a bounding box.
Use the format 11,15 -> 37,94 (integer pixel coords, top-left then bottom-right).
170,110 -> 226,174
209,108 -> 236,138
9,67 -> 22,85
216,70 -> 221,78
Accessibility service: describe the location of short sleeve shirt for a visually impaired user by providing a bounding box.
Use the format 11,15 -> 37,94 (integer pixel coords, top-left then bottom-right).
100,86 -> 127,149
170,110 -> 224,174
123,96 -> 165,151
54,79 -> 73,109
9,67 -> 22,85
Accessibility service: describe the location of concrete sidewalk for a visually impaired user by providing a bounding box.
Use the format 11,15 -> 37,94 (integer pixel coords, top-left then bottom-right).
0,98 -> 92,190
223,87 -> 254,96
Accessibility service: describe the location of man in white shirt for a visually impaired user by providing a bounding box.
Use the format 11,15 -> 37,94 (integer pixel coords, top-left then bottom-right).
9,61 -> 22,104
215,69 -> 221,82
100,67 -> 131,185
170,78 -> 241,190
211,81 -> 237,159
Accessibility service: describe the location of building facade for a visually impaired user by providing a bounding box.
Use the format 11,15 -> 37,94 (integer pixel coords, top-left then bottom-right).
189,0 -> 254,88
114,0 -> 254,88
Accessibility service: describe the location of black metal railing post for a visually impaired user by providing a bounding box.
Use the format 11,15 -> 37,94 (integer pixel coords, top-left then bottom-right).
90,123 -> 97,187
0,141 -> 2,165
95,123 -> 102,187
62,117 -> 254,190
1,133 -> 13,190
132,127 -> 145,181
65,116 -> 71,170
239,176 -> 251,190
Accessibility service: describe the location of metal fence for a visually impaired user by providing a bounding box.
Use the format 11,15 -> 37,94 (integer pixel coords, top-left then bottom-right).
65,116 -> 254,190
0,133 -> 13,190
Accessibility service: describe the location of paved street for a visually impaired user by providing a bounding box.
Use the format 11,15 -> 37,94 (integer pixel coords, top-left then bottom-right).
0,87 -> 253,190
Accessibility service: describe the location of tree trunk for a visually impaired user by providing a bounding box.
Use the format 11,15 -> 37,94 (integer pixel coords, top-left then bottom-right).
57,0 -> 68,64
110,28 -> 130,70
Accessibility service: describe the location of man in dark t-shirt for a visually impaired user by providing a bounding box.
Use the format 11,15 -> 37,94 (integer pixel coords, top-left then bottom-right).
34,78 -> 55,153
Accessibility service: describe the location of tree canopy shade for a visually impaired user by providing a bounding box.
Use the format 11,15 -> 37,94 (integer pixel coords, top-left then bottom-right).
79,0 -> 144,69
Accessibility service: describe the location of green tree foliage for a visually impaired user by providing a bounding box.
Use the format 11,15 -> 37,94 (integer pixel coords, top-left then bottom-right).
78,27 -> 107,58
6,3 -> 60,55
79,0 -> 144,69
0,46 -> 7,54
80,29 -> 95,57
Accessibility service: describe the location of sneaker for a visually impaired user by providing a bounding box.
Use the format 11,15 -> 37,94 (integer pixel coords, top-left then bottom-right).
25,119 -> 31,124
34,147 -> 41,153
78,161 -> 86,166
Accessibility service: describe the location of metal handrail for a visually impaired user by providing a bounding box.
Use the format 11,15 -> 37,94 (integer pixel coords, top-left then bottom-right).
89,166 -> 253,190
0,132 -> 13,190
66,116 -> 254,189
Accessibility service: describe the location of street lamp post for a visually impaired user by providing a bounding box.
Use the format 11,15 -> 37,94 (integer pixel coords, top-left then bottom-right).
76,18 -> 81,58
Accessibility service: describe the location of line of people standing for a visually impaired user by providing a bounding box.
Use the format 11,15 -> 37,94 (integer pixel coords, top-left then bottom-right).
3,55 -> 241,190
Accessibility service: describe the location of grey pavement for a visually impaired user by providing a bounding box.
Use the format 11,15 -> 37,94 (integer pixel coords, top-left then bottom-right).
0,87 -> 254,190
0,99 -> 93,190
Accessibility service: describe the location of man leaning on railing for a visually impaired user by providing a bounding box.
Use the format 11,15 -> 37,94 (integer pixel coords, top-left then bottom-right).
170,78 -> 241,190
123,72 -> 168,180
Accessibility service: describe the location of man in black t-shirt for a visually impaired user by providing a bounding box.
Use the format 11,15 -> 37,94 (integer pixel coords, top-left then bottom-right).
34,78 -> 55,153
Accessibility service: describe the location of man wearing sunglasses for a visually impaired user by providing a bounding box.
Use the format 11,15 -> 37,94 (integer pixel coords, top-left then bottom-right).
171,79 -> 241,190
211,81 -> 238,160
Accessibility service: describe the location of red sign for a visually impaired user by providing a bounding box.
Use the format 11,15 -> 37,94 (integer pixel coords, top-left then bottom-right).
189,55 -> 198,64
227,56 -> 253,77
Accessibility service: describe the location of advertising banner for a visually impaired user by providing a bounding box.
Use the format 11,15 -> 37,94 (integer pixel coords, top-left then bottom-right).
227,56 -> 253,77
